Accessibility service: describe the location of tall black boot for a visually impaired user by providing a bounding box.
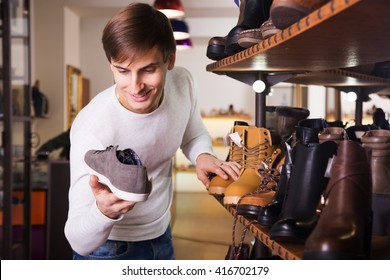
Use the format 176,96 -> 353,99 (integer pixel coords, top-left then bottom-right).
269,140 -> 338,242
257,141 -> 293,227
225,0 -> 273,56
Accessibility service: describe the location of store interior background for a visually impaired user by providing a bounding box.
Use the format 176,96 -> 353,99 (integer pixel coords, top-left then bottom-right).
31,0 -> 390,154
17,0 -> 390,259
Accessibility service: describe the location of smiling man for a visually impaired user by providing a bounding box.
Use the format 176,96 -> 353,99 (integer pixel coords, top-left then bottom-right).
64,3 -> 240,260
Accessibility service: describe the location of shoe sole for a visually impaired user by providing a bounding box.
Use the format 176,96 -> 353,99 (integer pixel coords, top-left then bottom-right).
86,165 -> 150,202
208,186 -> 227,195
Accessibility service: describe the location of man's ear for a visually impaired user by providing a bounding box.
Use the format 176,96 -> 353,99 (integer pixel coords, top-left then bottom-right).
167,52 -> 176,70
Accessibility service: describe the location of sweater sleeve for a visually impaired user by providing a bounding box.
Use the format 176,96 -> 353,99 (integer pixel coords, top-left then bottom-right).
64,125 -> 122,256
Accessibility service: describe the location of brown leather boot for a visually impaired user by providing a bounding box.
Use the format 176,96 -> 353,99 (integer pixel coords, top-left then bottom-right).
223,126 -> 280,205
318,127 -> 347,145
303,140 -> 372,259
270,0 -> 330,29
208,121 -> 248,195
361,130 -> 390,237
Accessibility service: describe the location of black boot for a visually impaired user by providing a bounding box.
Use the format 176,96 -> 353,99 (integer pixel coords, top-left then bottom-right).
294,118 -> 326,144
225,0 -> 273,56
206,0 -> 247,60
257,141 -> 293,227
269,140 -> 338,242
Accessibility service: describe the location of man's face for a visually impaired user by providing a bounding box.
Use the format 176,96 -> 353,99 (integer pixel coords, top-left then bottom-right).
110,46 -> 175,114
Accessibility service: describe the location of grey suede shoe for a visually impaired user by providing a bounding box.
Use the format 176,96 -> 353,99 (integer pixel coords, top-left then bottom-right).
84,145 -> 151,201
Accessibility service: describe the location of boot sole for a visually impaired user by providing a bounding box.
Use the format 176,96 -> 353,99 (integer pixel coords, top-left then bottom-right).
236,204 -> 261,219
208,186 -> 227,195
86,166 -> 150,202
206,44 -> 227,60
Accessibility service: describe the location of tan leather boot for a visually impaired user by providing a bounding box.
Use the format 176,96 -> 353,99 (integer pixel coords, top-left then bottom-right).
208,121 -> 248,195
361,130 -> 390,237
223,126 -> 280,206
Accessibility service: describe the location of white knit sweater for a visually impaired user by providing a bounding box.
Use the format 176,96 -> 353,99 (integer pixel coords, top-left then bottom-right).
64,67 -> 213,256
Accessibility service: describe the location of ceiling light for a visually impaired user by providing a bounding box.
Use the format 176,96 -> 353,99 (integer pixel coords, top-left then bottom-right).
176,38 -> 193,50
154,0 -> 185,19
171,20 -> 190,40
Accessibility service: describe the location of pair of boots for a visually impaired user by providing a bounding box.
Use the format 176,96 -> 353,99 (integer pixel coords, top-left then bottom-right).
239,0 -> 331,49
208,123 -> 279,220
259,118 -> 339,241
207,0 -> 272,60
208,106 -> 309,218
304,130 -> 389,259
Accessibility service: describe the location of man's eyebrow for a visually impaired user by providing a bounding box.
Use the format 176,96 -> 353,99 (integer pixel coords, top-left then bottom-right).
112,62 -> 160,71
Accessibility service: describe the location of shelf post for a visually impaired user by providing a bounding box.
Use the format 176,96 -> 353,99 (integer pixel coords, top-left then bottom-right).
355,88 -> 364,126
255,91 -> 266,128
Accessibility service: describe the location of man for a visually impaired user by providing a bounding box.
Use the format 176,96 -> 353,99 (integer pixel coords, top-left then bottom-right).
64,3 -> 240,260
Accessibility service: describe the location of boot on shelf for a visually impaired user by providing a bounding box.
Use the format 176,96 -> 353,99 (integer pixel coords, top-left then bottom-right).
225,0 -> 273,56
361,130 -> 390,238
237,18 -> 281,49
318,127 -> 347,145
270,0 -> 330,30
269,140 -> 338,242
223,126 -> 280,207
208,121 -> 249,195
257,139 -> 293,227
303,140 -> 372,260
294,118 -> 326,145
235,148 -> 283,218
272,106 -> 310,147
206,0 -> 247,60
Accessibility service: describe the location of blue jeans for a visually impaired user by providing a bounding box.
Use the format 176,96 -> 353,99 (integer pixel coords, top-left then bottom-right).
73,226 -> 175,260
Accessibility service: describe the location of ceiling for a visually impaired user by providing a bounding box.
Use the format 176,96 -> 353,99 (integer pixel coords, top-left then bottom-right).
64,0 -> 238,18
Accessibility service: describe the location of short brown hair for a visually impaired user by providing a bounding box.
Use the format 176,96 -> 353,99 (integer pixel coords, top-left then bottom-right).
102,3 -> 176,63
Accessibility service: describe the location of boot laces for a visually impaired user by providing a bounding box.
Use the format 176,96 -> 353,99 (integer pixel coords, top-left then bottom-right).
241,139 -> 270,170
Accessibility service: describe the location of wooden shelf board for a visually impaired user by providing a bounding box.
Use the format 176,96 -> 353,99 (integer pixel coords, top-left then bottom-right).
207,0 -> 390,74
214,195 -> 390,260
287,69 -> 390,87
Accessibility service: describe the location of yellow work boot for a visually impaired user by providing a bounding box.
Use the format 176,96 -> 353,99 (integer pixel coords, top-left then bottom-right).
208,121 -> 248,195
223,126 -> 281,207
236,146 -> 283,218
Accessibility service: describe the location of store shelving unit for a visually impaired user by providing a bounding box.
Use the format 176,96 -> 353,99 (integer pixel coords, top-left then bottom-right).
0,0 -> 32,259
207,0 -> 390,260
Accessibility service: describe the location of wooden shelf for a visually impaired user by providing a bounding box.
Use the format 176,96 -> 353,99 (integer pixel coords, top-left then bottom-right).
215,195 -> 390,260
202,114 -> 252,120
206,0 -> 390,88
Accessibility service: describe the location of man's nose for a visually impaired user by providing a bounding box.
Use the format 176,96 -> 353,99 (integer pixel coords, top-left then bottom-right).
129,75 -> 145,94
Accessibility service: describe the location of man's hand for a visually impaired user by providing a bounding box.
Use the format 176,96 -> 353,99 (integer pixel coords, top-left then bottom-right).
195,153 -> 241,189
89,175 -> 136,219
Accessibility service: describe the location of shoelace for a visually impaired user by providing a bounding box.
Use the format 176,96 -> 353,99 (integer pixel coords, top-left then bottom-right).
241,139 -> 270,170
230,166 -> 280,259
93,145 -> 117,153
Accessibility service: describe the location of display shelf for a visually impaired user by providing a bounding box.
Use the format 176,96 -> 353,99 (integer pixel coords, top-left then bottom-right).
286,68 -> 390,87
207,0 -> 390,75
214,195 -> 390,260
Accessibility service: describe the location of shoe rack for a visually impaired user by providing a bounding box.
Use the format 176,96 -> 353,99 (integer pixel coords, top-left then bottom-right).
207,0 -> 390,127
206,0 -> 390,259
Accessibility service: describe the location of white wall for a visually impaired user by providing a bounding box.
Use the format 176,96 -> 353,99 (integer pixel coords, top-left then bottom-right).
31,1 -> 390,153
32,0 -> 66,152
